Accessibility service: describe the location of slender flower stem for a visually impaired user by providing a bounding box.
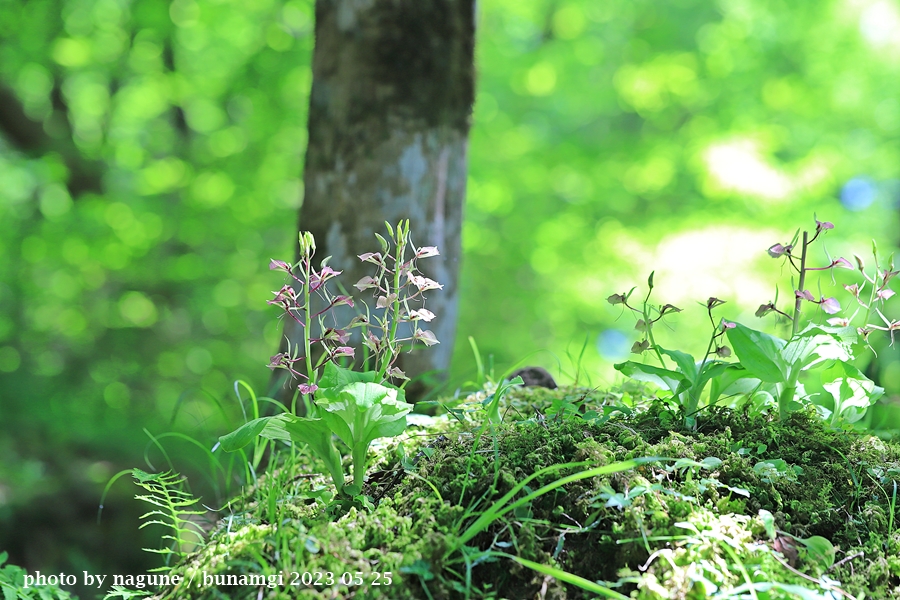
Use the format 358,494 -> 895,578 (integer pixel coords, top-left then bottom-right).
378,227 -> 406,381
792,231 -> 808,337
859,251 -> 881,330
642,301 -> 666,368
303,257 -> 315,389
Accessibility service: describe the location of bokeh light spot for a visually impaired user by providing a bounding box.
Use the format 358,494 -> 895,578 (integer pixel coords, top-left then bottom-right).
213,279 -> 244,308
157,352 -> 186,378
62,237 -> 89,265
103,381 -> 130,410
21,237 -> 48,263
597,330 -> 629,362
58,308 -> 88,337
186,347 -> 213,374
52,38 -> 92,67
840,177 -> 876,211
266,24 -> 294,51
102,243 -> 130,270
552,4 -> 586,40
170,0 -> 200,28
119,291 -> 158,327
185,99 -> 225,133
0,346 -> 21,373
50,271 -> 79,300
191,171 -> 235,206
525,62 -> 557,96
39,184 -> 73,218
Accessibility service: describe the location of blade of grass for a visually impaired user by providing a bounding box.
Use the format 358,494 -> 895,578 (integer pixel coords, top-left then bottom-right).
450,457 -> 663,552
491,552 -> 628,600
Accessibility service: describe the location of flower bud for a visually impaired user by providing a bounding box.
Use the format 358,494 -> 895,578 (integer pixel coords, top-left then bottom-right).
815,219 -> 834,232
659,304 -> 682,315
706,297 -> 726,309
269,259 -> 292,272
768,243 -> 791,258
298,383 -> 318,395
755,303 -> 775,317
832,257 -> 853,270
607,293 -> 626,306
387,367 -> 409,380
298,231 -> 316,256
358,252 -> 383,264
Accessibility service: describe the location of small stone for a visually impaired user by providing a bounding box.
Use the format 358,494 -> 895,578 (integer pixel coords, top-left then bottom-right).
508,366 -> 557,389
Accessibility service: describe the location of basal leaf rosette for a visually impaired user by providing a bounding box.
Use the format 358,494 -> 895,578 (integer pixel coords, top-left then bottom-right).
316,382 -> 413,496
218,414 -> 345,493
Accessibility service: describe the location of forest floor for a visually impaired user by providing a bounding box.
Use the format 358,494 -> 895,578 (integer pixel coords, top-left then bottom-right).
95,383 -> 900,598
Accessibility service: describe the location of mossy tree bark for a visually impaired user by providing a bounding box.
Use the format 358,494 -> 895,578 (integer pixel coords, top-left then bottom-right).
277,0 -> 475,401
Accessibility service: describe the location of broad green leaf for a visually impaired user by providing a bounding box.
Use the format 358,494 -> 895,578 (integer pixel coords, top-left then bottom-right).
798,535 -> 836,569
671,457 -> 711,471
614,361 -> 688,395
809,338 -> 852,363
317,382 -> 412,451
700,456 -> 722,469
693,361 -> 730,392
759,509 -> 776,540
657,347 -> 697,381
218,416 -> 290,451
753,459 -> 800,483
787,324 -> 856,373
317,362 -> 377,391
278,415 -> 345,491
754,458 -> 790,472
708,364 -> 760,405
725,323 -> 787,383
316,381 -> 412,490
823,360 -> 868,388
725,483 -> 750,497
780,335 -> 819,370
399,560 -> 435,581
822,361 -> 883,424
789,326 -> 853,368
218,415 -> 345,490
748,389 -> 777,414
797,322 -> 858,343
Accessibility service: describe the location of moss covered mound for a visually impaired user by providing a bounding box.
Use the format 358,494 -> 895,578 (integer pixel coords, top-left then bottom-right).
147,385 -> 900,599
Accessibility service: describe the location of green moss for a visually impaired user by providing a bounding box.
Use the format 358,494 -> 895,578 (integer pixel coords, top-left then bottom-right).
143,385 -> 900,599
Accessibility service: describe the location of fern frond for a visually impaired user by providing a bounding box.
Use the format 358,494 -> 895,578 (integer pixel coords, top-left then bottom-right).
131,469 -> 208,568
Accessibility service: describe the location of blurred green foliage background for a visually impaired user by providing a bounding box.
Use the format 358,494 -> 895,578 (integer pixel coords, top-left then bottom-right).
2,0 -> 900,591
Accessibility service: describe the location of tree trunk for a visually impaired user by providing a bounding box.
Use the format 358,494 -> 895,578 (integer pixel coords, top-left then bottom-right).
275,0 -> 475,402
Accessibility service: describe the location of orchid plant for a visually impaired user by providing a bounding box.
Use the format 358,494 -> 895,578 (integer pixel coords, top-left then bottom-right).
611,286 -> 733,429
265,220 -> 442,397
613,217 -> 895,428
220,221 -> 443,498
